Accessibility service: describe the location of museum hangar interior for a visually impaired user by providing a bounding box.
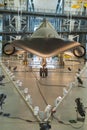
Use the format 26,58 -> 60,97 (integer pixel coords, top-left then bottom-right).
0,0 -> 87,130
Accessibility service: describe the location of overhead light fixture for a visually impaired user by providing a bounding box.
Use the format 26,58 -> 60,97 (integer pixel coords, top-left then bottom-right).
71,4 -> 81,9
71,2 -> 87,9
84,3 -> 87,7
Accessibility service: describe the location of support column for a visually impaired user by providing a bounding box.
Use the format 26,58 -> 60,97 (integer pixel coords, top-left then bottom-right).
23,52 -> 28,66
58,53 -> 65,67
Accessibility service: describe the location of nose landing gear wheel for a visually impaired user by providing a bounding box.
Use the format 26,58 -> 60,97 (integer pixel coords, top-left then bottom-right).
40,68 -> 48,78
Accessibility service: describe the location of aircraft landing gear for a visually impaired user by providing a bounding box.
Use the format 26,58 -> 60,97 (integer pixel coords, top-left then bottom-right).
40,58 -> 48,78
40,67 -> 48,78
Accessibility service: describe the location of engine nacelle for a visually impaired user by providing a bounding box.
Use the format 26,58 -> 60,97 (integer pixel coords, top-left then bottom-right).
3,43 -> 15,55
73,45 -> 86,58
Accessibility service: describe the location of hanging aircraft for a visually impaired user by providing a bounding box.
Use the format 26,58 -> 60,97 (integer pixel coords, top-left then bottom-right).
2,19 -> 86,77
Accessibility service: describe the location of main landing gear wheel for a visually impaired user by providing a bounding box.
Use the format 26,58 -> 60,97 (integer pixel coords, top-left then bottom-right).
2,43 -> 15,55
73,45 -> 86,58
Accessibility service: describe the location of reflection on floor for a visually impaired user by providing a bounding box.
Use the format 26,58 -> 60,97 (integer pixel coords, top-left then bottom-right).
0,56 -> 87,130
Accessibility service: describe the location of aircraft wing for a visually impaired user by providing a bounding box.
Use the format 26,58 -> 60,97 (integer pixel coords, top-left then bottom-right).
12,37 -> 80,58
3,19 -> 85,58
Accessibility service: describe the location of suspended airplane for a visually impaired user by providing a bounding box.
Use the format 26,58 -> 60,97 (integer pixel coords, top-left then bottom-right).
3,19 -> 86,77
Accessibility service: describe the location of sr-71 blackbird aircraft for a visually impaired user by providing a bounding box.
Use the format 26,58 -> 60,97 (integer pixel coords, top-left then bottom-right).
3,19 -> 86,77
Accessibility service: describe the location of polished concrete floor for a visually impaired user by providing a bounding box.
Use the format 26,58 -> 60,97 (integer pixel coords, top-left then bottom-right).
0,56 -> 87,130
